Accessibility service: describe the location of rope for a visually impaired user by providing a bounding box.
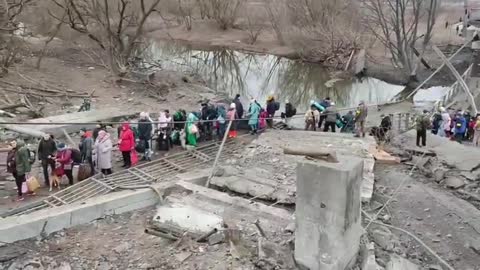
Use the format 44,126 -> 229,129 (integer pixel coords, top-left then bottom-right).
362,210 -> 455,270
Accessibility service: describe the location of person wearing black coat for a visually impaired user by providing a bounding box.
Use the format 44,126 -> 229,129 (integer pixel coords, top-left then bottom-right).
233,94 -> 244,120
37,134 -> 57,187
138,112 -> 153,161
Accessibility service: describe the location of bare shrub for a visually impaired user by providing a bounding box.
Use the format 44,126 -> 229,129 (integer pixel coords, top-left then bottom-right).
196,0 -> 211,19
282,0 -> 363,67
264,0 -> 287,45
208,0 -> 242,30
245,9 -> 265,44
48,0 -> 161,76
0,0 -> 32,76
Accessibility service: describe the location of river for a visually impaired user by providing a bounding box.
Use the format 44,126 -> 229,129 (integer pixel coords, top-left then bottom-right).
145,42 -> 447,111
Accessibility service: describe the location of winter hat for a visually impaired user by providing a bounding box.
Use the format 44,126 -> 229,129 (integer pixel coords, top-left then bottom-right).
57,143 -> 66,150
230,103 -> 236,109
330,102 -> 335,106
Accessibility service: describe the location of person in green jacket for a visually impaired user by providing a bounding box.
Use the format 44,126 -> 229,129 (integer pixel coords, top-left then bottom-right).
185,112 -> 199,147
15,139 -> 31,200
247,98 -> 261,134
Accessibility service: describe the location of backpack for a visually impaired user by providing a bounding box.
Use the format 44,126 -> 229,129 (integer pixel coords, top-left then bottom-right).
71,148 -> 82,164
274,102 -> 280,111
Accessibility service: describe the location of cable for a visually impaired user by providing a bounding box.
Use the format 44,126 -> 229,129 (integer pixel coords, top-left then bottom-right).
0,101 -> 409,126
362,210 -> 455,270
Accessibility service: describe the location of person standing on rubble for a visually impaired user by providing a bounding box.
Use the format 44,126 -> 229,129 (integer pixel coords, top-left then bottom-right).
216,105 -> 227,139
7,141 -> 18,198
38,134 -> 57,188
138,112 -> 153,161
416,110 -> 431,147
186,112 -> 200,146
95,130 -> 113,175
354,100 -> 368,138
118,123 -> 135,168
283,100 -> 296,130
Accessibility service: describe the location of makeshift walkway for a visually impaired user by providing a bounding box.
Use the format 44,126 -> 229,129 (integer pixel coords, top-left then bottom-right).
2,140 -> 245,217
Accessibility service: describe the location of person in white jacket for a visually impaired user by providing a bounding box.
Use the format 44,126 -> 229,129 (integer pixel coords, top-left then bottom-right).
94,130 -> 113,175
440,107 -> 451,137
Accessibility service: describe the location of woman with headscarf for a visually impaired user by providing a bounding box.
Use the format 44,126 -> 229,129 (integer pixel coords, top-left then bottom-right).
227,103 -> 237,138
185,112 -> 200,146
247,98 -> 261,134
440,107 -> 451,137
95,130 -> 113,175
216,105 -> 227,139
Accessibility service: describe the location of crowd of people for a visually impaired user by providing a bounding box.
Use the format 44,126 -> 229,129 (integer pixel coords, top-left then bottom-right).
304,97 -> 369,137
430,107 -> 479,146
5,94 -> 374,201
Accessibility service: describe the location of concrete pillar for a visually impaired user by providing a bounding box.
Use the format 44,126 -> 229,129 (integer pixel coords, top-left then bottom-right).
295,156 -> 364,270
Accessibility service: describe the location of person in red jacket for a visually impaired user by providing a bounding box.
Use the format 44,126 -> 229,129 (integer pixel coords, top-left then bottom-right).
55,143 -> 74,185
118,122 -> 135,168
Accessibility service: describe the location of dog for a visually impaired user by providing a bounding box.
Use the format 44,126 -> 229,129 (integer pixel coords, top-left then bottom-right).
50,174 -> 61,192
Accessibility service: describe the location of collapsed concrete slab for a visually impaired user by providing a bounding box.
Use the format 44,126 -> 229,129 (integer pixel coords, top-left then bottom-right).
394,130 -> 480,171
235,131 -> 376,203
295,156 -> 364,270
0,183 -> 168,243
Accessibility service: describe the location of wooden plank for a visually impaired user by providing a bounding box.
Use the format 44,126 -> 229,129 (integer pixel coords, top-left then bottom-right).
127,169 -> 153,184
43,200 -> 58,207
91,178 -> 116,190
51,194 -> 68,205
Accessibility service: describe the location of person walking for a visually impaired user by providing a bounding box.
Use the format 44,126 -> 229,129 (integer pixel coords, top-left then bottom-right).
227,103 -> 238,138
283,100 -> 296,129
95,130 -> 113,175
118,123 -> 135,168
305,104 -> 320,131
323,102 -> 339,132
6,141 -> 18,194
233,94 -> 244,120
416,110 -> 431,147
79,128 -> 94,176
14,139 -> 31,201
354,100 -> 368,138
341,111 -> 355,133
266,96 -> 279,128
56,143 -> 74,185
185,112 -> 200,146
440,107 -> 451,137
454,113 -> 467,144
37,134 -> 56,187
216,105 -> 227,139
473,116 -> 480,146
318,97 -> 331,129
247,98 -> 261,134
138,112 -> 153,161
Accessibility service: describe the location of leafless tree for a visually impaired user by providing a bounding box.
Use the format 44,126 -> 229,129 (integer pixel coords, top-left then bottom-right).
48,0 -> 161,76
0,0 -> 33,76
208,0 -> 242,30
264,0 -> 286,45
363,0 -> 439,78
177,0 -> 195,30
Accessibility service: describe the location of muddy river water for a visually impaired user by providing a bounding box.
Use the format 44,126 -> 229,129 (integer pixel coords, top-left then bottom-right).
146,42 -> 447,111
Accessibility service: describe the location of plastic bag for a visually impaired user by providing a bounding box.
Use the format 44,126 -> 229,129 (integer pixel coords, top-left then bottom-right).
21,182 -> 28,194
131,151 -> 138,166
26,176 -> 40,192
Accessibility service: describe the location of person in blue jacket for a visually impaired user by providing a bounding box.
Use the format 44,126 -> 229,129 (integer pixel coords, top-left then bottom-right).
454,112 -> 467,144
